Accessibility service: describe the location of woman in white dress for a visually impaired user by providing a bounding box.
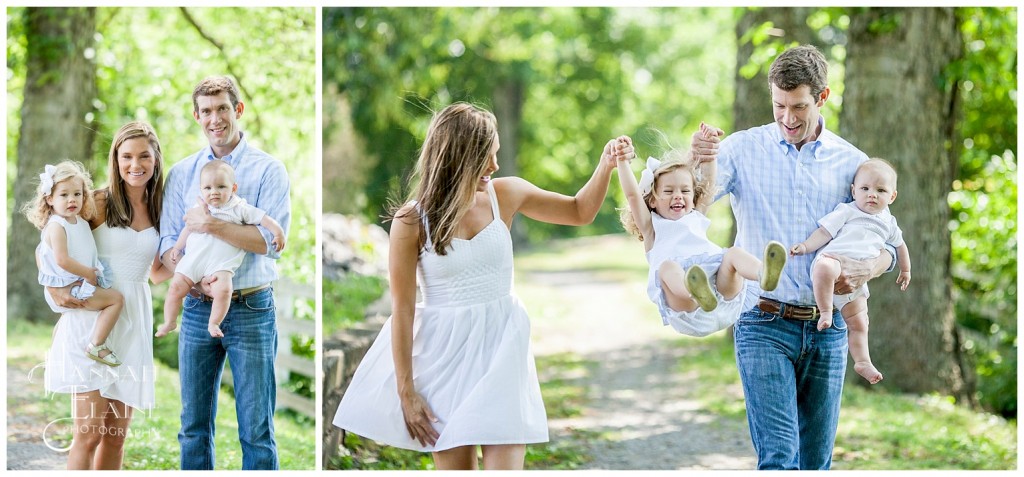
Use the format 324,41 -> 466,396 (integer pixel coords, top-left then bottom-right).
333,103 -> 634,470
45,121 -> 172,470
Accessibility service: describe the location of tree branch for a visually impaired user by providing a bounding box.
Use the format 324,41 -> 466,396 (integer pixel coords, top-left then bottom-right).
178,7 -> 262,135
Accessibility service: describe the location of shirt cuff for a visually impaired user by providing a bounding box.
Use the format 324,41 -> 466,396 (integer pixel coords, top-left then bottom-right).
883,243 -> 898,273
258,225 -> 282,260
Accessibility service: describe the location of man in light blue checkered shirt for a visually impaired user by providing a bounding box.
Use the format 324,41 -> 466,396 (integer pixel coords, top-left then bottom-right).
159,76 -> 290,470
692,46 -> 895,470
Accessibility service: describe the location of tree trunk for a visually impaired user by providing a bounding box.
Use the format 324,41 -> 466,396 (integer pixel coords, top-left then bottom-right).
8,7 -> 97,322
840,7 -> 971,401
493,78 -> 527,247
733,7 -> 820,133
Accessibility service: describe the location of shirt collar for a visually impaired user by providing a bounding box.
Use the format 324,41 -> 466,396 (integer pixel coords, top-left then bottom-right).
203,131 -> 247,167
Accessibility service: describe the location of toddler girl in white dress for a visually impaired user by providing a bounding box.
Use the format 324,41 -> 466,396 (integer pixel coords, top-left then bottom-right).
25,161 -> 124,366
617,130 -> 787,337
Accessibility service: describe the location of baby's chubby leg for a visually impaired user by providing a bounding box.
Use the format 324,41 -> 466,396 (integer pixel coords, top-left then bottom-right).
157,273 -> 194,337
811,256 -> 842,330
842,296 -> 882,384
207,270 -> 234,338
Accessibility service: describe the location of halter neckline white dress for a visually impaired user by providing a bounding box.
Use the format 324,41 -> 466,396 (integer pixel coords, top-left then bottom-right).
333,181 -> 548,451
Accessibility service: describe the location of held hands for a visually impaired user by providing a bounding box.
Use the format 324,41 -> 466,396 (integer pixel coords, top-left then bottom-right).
897,270 -> 911,291
691,122 -> 724,163
400,391 -> 440,447
602,135 -> 635,169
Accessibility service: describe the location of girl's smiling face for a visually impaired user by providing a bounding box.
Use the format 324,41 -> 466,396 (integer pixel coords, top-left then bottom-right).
649,167 -> 696,220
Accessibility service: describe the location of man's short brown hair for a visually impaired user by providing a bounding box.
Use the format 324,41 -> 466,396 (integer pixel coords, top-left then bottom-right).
768,45 -> 829,99
192,76 -> 241,113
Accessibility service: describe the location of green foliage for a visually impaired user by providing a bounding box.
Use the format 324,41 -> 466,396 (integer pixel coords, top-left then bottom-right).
322,273 -> 387,336
837,390 -> 1017,469
945,7 -> 1017,417
7,7 -> 316,284
324,7 -> 734,241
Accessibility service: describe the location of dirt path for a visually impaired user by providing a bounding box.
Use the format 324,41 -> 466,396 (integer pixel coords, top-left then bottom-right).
520,235 -> 756,470
6,353 -> 66,470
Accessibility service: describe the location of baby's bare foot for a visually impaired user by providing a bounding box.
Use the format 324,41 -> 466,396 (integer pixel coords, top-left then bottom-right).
854,361 -> 883,384
155,322 -> 177,337
208,323 -> 224,338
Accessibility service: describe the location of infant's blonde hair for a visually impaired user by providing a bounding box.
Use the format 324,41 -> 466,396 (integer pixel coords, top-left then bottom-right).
620,149 -> 717,241
856,158 -> 898,187
22,160 -> 96,230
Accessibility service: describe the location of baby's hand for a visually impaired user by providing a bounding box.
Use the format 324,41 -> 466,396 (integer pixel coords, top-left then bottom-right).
272,234 -> 286,252
789,243 -> 807,256
83,268 -> 99,286
170,248 -> 183,263
897,270 -> 911,291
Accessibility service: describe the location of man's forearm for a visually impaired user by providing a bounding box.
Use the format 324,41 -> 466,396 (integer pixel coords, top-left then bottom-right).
207,220 -> 268,254
872,248 -> 895,279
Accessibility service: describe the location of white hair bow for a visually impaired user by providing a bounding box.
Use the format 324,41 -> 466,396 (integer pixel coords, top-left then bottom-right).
638,157 -> 661,196
39,164 -> 57,196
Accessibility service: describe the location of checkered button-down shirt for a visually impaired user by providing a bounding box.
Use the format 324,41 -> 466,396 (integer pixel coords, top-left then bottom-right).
160,132 -> 291,290
714,118 -> 869,308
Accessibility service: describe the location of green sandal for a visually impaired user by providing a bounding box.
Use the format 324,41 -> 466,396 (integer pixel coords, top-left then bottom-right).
685,266 -> 718,312
760,241 -> 787,291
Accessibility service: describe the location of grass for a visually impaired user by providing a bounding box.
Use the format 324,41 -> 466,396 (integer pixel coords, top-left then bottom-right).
7,319 -> 316,470
322,273 -> 387,336
673,330 -> 1018,470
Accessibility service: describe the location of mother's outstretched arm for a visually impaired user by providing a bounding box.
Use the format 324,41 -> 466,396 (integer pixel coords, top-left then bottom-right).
495,136 -> 631,226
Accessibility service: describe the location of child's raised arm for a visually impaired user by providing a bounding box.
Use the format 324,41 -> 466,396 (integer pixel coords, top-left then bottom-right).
46,222 -> 99,285
616,137 -> 654,240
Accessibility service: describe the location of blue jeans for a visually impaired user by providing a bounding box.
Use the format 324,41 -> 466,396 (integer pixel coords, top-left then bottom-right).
178,287 -> 279,470
734,306 -> 847,470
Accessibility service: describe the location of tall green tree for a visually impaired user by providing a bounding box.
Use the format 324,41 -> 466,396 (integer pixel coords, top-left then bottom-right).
323,7 -> 735,243
840,7 -> 971,400
8,7 -> 97,322
946,7 -> 1017,416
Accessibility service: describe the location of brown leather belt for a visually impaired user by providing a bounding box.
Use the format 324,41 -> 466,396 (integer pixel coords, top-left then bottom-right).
757,297 -> 831,321
188,284 -> 270,303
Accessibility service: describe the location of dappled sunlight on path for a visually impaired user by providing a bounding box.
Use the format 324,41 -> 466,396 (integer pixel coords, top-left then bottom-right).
517,234 -> 756,470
